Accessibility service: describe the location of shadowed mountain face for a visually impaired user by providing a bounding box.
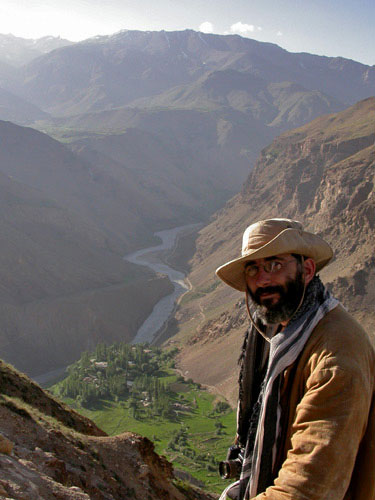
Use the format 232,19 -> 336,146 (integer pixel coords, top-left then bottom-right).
0,120 -> 144,252
0,120 -> 179,375
172,97 -> 375,404
0,120 -> 205,251
69,111 -> 268,198
0,87 -> 48,124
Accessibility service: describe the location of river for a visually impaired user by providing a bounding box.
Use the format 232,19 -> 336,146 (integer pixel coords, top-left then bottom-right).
33,224 -> 198,385
125,223 -> 200,344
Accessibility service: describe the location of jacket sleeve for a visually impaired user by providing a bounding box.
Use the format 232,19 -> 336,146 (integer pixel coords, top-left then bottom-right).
253,353 -> 372,500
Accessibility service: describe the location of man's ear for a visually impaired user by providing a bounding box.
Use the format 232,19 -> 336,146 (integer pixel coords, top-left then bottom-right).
303,258 -> 316,285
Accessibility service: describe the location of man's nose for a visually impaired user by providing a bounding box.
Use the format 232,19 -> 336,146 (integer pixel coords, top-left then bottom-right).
255,267 -> 272,286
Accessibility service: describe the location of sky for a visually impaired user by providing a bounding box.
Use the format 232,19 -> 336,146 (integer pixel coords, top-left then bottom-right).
0,0 -> 374,66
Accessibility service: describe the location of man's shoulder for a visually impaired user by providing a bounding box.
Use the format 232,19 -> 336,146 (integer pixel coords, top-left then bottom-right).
313,303 -> 370,343
303,303 -> 375,371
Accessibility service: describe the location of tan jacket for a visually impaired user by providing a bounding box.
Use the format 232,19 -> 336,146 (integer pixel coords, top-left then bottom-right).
254,305 -> 375,500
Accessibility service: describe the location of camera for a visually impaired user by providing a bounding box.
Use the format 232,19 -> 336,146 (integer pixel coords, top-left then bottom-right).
219,445 -> 244,479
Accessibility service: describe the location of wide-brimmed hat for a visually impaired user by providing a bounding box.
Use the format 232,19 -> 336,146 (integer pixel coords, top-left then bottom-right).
216,218 -> 333,292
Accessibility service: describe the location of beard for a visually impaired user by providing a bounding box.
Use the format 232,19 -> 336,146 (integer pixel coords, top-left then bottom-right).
248,270 -> 305,325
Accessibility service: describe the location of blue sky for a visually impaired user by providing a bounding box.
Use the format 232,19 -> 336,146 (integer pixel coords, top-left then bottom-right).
0,0 -> 374,66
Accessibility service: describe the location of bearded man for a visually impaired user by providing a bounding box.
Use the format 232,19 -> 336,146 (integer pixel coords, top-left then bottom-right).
216,218 -> 375,500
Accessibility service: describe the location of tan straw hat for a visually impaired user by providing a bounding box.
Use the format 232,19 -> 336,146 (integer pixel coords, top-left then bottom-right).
216,218 -> 333,292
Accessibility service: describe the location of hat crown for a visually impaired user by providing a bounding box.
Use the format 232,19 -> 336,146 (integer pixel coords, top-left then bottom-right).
216,217 -> 333,292
242,218 -> 303,256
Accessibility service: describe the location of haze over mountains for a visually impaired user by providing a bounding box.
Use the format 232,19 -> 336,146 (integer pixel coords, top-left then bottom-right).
0,29 -> 374,377
0,29 -> 372,196
4,30 -> 373,115
0,33 -> 73,67
0,29 -> 373,199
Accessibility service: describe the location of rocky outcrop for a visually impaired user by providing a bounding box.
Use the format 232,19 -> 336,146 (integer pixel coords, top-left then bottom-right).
0,361 -> 217,500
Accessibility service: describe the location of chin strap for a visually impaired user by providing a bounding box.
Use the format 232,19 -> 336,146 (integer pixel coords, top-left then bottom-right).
245,287 -> 272,342
245,256 -> 307,338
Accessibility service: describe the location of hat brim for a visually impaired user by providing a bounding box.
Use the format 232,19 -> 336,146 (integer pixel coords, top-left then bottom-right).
215,228 -> 333,292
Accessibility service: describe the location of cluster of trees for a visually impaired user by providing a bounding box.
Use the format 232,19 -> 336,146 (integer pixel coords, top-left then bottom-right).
56,342 -> 178,413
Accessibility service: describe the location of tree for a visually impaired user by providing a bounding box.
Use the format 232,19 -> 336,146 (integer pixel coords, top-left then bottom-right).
129,397 -> 139,419
214,419 -> 225,435
214,401 -> 231,414
80,351 -> 91,370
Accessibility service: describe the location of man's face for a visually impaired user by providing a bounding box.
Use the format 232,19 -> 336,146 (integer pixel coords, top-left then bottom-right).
245,253 -> 304,325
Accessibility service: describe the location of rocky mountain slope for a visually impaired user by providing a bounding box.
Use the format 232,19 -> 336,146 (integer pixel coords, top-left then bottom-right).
0,120 -> 196,252
128,70 -> 344,130
170,97 -> 375,405
0,121 -> 176,375
0,359 -> 216,499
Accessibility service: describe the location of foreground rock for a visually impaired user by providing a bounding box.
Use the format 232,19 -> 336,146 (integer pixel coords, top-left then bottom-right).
0,360 -> 217,499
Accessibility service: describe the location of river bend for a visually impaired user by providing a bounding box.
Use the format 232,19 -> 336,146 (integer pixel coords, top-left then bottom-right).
125,224 -> 199,344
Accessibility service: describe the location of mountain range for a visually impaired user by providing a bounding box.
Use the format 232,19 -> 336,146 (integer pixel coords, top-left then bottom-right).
0,29 -> 374,378
1,29 -> 373,198
5,29 -> 373,116
1,29 -> 373,200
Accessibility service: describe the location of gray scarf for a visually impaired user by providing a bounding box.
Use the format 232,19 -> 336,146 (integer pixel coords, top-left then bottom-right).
221,277 -> 339,500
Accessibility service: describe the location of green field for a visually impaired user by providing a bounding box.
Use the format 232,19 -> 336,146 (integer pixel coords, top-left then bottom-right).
50,344 -> 236,494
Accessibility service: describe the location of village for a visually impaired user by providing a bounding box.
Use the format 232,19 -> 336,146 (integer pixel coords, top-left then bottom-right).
54,342 -> 192,420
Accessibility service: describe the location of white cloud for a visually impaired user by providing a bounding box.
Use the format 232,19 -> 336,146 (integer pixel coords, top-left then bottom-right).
229,22 -> 263,36
199,21 -> 214,33
230,22 -> 255,34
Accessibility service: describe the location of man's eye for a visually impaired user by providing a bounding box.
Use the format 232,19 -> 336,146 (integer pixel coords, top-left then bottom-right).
245,266 -> 258,276
269,261 -> 282,271
263,261 -> 282,273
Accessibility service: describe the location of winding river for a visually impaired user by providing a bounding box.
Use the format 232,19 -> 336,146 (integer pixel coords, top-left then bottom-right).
33,224 -> 198,385
125,224 -> 200,344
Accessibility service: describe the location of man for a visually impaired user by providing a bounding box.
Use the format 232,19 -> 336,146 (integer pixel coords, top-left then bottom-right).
215,218 -> 375,500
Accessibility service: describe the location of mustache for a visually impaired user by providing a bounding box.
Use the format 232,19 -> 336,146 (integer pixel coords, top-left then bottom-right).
252,285 -> 284,303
